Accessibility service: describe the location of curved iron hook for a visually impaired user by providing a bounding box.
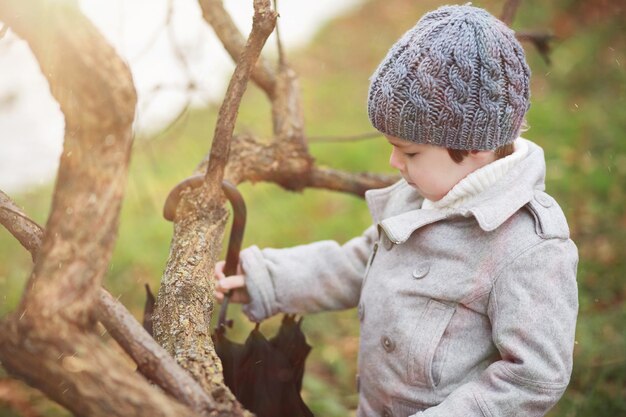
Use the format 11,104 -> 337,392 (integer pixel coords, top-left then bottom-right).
217,180 -> 246,332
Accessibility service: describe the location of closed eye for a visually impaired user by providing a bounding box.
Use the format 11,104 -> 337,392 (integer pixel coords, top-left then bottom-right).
404,152 -> 419,158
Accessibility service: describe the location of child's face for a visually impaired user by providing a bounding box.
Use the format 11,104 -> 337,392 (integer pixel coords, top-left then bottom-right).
386,135 -> 495,202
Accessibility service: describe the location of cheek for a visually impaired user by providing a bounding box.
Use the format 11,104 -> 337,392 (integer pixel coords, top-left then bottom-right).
408,165 -> 440,191
425,176 -> 454,195
407,160 -> 435,183
407,160 -> 462,198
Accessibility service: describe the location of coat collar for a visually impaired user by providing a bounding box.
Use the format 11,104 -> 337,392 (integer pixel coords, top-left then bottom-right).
365,138 -> 546,244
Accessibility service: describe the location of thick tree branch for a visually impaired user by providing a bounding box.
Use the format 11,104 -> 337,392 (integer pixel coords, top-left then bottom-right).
199,0 -> 277,99
94,290 -> 221,416
270,59 -> 308,147
193,133 -> 397,194
0,2 -> 203,417
310,168 -> 399,197
191,1 -> 390,198
0,0 -> 136,324
153,2 -> 273,416
0,189 -> 219,416
0,320 -> 197,417
204,0 -> 277,193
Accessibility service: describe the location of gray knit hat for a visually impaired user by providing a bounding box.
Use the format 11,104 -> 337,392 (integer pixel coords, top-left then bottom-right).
367,4 -> 531,150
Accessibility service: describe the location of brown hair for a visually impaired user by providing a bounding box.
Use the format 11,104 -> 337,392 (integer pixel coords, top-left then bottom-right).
447,142 -> 515,164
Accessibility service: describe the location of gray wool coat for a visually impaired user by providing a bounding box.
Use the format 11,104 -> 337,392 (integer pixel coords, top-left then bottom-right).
239,139 -> 579,417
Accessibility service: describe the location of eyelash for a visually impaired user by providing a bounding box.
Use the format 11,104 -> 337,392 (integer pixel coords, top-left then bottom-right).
404,152 -> 418,158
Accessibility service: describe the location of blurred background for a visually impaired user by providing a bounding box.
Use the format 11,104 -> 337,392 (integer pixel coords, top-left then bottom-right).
0,0 -> 624,415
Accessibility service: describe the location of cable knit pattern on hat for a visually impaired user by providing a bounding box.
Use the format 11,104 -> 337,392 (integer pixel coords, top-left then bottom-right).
368,5 -> 531,150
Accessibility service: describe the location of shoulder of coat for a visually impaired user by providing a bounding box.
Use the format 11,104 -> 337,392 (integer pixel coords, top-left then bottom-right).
522,190 -> 570,240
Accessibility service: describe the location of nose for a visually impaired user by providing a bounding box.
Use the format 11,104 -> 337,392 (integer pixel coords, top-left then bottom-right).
389,147 -> 404,170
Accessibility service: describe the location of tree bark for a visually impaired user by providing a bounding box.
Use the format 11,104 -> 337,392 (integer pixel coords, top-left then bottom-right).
194,133 -> 398,195
0,2 -> 198,416
199,0 -> 277,99
152,2 -> 275,416
0,191 -> 43,262
0,188 -> 224,416
95,289 -> 220,415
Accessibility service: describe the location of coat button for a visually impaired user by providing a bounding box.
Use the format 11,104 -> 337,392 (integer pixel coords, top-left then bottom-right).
535,192 -> 553,208
412,263 -> 430,279
381,335 -> 395,353
358,303 -> 365,321
382,406 -> 394,417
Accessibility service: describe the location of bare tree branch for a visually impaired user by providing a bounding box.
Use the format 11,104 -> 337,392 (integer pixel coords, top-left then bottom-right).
0,319 -> 197,417
499,0 -> 553,65
273,0 -> 286,67
517,31 -> 554,65
310,168 -> 399,198
152,2 -> 275,415
192,134 -> 396,195
0,189 -> 219,416
500,0 -> 522,26
0,0 -> 136,323
0,2 -> 203,416
204,0 -> 278,193
199,0 -> 277,99
95,289 -> 221,416
192,1 -> 388,197
0,190 -> 43,262
270,59 -> 308,144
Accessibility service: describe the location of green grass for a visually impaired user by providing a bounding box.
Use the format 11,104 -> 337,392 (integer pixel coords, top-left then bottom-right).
2,0 -> 626,415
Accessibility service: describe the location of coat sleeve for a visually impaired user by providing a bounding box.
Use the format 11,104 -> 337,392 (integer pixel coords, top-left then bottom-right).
239,225 -> 378,322
415,238 -> 579,417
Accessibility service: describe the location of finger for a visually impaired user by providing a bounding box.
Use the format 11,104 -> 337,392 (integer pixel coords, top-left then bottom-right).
214,260 -> 226,280
213,261 -> 226,281
214,290 -> 224,303
215,277 -> 242,296
218,275 -> 245,291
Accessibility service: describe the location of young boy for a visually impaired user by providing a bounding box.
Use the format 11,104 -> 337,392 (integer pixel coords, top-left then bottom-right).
214,4 -> 578,417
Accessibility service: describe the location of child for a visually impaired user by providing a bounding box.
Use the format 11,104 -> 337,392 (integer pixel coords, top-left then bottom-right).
214,4 -> 578,417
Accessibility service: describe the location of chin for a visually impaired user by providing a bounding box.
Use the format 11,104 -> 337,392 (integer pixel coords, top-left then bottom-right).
422,193 -> 444,201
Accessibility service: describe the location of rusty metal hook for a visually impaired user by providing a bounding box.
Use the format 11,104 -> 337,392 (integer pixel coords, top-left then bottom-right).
163,175 -> 247,333
218,181 -> 247,332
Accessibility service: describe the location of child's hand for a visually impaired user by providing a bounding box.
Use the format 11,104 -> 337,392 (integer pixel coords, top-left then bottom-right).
213,260 -> 251,304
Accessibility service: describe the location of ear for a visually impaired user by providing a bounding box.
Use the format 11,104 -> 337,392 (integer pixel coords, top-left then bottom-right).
467,150 -> 497,165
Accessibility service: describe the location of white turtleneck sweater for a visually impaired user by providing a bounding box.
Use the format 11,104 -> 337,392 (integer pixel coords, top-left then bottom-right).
421,139 -> 528,210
